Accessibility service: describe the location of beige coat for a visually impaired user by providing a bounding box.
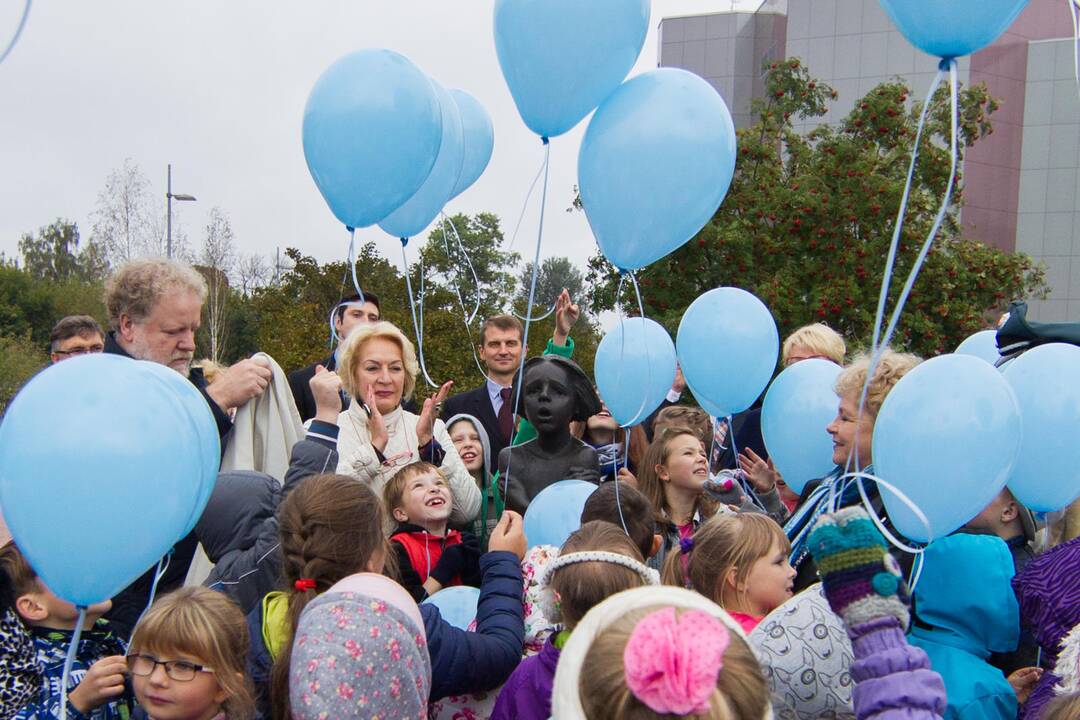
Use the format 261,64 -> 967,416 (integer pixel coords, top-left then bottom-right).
336,400 -> 481,525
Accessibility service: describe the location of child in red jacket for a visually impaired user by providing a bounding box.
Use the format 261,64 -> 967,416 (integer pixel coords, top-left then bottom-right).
385,462 -> 482,602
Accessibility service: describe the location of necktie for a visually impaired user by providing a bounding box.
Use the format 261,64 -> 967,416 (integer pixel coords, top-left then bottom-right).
498,387 -> 514,443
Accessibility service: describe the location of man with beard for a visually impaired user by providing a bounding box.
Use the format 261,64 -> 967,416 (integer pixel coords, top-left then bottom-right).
101,257 -> 271,636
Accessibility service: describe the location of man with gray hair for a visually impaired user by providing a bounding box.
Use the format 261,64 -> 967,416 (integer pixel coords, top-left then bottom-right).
100,257 -> 271,636
103,257 -> 271,441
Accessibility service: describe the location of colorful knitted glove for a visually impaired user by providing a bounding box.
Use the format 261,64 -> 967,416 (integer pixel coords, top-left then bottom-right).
807,506 -> 910,630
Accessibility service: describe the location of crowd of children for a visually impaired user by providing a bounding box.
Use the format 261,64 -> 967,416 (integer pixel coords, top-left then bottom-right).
2,317 -> 1080,720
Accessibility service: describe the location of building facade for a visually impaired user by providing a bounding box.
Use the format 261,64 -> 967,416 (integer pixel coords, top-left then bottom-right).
659,0 -> 1080,321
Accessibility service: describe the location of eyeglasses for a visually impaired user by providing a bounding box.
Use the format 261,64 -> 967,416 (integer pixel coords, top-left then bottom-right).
53,345 -> 104,357
126,654 -> 215,682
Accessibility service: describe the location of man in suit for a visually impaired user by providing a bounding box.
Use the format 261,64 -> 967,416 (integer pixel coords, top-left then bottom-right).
288,291 -> 382,422
441,289 -> 580,470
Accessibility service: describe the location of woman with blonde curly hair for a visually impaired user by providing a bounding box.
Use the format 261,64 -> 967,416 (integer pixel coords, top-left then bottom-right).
334,321 -> 480,524
785,348 -> 922,591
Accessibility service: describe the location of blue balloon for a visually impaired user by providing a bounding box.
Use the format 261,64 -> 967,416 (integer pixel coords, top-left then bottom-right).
873,354 -> 1022,543
523,480 -> 597,549
594,318 -> 677,427
303,49 -> 442,229
494,0 -> 649,138
676,288 -> 779,419
379,80 -> 465,240
138,361 -> 221,534
878,0 -> 1027,59
954,330 -> 1001,366
579,68 -> 737,271
447,89 -> 494,201
1003,343 -> 1080,512
761,359 -> 843,495
0,355 -> 218,605
422,585 -> 480,631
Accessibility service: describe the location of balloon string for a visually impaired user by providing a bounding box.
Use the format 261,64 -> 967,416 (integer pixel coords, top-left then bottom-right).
441,212 -> 482,325
439,213 -> 489,382
329,228 -> 370,346
617,272 -> 653,428
511,301 -> 556,322
59,606 -> 86,720
401,239 -> 439,389
506,146 -> 549,256
852,62 -> 948,473
841,470 -> 930,553
504,140 -> 551,503
0,0 -> 31,66
728,415 -> 766,511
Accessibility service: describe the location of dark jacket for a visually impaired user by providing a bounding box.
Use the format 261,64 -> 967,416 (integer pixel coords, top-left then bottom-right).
197,423 -> 339,615
246,550 -> 525,716
287,355 -> 343,423
442,384 -> 508,472
101,331 -> 232,637
390,524 -> 482,603
423,550 -> 525,701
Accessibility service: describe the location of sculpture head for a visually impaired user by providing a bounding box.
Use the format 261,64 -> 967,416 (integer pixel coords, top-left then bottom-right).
515,356 -> 601,437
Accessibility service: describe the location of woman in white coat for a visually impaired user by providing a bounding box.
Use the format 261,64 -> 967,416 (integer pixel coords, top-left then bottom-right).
336,321 -> 480,525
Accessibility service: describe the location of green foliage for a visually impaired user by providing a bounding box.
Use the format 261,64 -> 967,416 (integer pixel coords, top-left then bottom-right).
0,332 -> 47,414
19,219 -> 109,283
585,59 -> 1047,357
517,257 -> 585,309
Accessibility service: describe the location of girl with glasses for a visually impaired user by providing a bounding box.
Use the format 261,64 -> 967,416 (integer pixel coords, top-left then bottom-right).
128,586 -> 254,720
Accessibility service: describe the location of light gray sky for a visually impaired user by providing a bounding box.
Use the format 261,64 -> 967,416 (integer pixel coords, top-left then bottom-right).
0,1 -> 754,278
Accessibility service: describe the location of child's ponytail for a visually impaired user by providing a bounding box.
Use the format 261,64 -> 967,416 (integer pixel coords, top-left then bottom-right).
269,473 -> 390,720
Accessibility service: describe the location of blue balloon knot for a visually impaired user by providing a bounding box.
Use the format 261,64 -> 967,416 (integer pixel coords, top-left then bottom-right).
541,136 -> 550,145
346,226 -> 355,234
938,57 -> 954,71
400,237 -> 409,247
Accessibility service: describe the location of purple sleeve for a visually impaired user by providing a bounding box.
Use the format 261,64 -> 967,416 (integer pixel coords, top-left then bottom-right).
848,617 -> 947,720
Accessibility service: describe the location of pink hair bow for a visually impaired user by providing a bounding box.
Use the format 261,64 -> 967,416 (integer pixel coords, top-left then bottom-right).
623,607 -> 729,715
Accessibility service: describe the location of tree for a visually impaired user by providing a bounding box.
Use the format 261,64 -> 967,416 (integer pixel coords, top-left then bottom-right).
236,253 -> 271,296
91,158 -> 157,264
419,212 -> 521,320
585,59 -> 1047,357
196,208 -> 236,363
516,257 -> 585,314
18,219 -> 108,283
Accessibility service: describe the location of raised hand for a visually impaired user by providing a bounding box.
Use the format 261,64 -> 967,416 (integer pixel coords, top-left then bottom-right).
488,511 -> 527,560
364,383 -> 389,454
553,288 -> 581,347
416,381 -> 454,449
739,447 -> 778,493
310,365 -> 343,424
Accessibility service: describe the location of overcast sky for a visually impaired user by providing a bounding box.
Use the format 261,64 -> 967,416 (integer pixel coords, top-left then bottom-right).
0,1 -> 757,280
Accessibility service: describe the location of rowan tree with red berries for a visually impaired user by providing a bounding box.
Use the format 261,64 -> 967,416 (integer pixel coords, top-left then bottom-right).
585,59 -> 1046,358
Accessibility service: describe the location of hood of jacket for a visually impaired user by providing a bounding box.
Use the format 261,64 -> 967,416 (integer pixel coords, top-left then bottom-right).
750,583 -> 855,719
196,470 -> 280,563
260,590 -> 290,661
911,533 -> 1018,658
445,413 -> 492,484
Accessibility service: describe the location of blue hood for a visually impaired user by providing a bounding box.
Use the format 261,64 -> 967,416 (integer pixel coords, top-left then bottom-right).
910,533 -> 1018,658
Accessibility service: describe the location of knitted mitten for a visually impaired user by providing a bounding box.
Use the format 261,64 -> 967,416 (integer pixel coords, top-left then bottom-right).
807,506 -> 910,629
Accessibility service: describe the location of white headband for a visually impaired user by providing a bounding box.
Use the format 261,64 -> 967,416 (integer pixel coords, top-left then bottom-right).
550,586 -> 774,720
541,550 -> 659,589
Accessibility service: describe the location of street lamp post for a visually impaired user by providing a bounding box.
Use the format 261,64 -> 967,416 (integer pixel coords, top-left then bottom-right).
166,164 -> 197,258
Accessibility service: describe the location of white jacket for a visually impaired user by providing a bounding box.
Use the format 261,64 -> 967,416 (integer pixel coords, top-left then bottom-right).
336,400 -> 481,525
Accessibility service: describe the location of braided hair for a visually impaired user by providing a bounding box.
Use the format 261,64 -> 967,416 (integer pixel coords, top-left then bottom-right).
269,473 -> 393,720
